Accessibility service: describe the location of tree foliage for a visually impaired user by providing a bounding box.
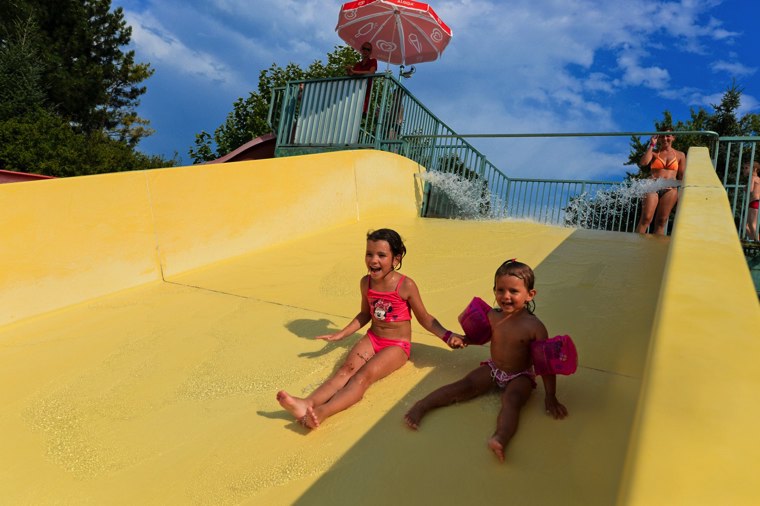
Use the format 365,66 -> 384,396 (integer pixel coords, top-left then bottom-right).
625,82 -> 760,179
1,0 -> 154,142
0,16 -> 45,119
0,0 -> 174,176
566,84 -> 760,232
190,45 -> 361,163
0,108 -> 170,176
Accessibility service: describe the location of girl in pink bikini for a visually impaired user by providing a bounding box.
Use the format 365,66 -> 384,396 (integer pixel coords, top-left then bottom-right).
404,260 -> 568,462
277,228 -> 465,429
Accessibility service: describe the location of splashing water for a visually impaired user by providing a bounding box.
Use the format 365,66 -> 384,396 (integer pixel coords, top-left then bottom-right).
418,170 -> 681,229
417,171 -> 503,219
564,178 -> 681,228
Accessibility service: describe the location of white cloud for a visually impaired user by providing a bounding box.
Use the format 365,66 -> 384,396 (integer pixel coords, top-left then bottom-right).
114,0 -> 758,173
617,50 -> 670,90
738,94 -> 759,116
688,90 -> 760,116
583,73 -> 615,94
711,60 -> 757,77
125,10 -> 246,90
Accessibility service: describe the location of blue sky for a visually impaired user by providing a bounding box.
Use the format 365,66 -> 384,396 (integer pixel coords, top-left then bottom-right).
114,0 -> 759,180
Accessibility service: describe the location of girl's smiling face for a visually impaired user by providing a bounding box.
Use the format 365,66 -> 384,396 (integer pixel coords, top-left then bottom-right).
493,274 -> 535,313
366,240 -> 399,279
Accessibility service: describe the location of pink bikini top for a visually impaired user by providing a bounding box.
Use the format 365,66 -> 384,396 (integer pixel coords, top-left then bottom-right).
367,275 -> 412,322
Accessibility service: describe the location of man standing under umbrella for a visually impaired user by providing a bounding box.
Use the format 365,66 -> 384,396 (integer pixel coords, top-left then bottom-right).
347,42 -> 378,115
336,0 -> 452,67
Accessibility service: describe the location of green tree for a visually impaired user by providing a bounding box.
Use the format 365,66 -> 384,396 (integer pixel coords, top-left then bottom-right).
0,0 -> 175,176
0,108 -> 172,176
569,83 -> 760,234
190,45 -> 360,163
0,16 -> 46,119
1,0 -> 154,146
626,83 -> 760,179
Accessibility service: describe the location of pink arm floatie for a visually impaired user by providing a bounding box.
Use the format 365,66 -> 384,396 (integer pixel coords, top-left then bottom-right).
531,335 -> 578,375
458,297 -> 493,345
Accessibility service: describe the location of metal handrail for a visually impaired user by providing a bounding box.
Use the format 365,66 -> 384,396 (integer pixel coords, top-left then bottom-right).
267,76 -> 754,238
407,130 -> 719,233
714,137 -> 759,240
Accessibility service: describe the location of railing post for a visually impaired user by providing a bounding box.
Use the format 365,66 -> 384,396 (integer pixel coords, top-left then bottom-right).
373,75 -> 389,150
275,82 -> 298,150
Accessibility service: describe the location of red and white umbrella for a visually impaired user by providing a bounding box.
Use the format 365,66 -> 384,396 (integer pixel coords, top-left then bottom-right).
336,0 -> 452,66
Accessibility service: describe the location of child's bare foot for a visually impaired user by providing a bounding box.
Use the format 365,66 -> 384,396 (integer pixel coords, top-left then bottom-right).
404,403 -> 427,430
276,390 -> 310,420
300,406 -> 320,429
488,436 -> 505,463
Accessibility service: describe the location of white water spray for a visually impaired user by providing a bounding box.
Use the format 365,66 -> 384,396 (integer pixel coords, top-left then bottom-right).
418,171 -> 502,219
418,171 -> 681,228
564,178 -> 680,227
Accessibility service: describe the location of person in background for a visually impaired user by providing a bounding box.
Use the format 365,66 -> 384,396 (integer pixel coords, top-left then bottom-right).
347,42 -> 378,115
636,133 -> 686,235
744,159 -> 760,241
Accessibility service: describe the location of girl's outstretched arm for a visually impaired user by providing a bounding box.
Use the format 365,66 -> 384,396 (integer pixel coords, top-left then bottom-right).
402,277 -> 466,348
316,276 -> 371,341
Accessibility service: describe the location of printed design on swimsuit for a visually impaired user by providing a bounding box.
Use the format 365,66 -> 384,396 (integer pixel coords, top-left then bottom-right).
367,275 -> 411,322
371,298 -> 393,321
482,359 -> 536,389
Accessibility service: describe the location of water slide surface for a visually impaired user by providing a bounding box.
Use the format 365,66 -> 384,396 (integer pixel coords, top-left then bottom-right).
1,150 -> 758,505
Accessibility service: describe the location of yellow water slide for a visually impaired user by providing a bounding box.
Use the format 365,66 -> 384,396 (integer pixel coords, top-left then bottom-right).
1,149 -> 757,505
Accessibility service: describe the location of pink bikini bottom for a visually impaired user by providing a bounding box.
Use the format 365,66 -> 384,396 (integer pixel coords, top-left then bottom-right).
481,359 -> 536,389
368,330 -> 411,358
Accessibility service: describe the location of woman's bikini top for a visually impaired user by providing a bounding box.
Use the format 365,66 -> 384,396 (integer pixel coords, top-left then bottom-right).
650,153 -> 678,171
367,275 -> 412,322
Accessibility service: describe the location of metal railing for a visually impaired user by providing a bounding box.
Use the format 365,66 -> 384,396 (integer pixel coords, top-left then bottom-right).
408,131 -> 719,235
713,137 -> 759,241
270,73 -> 504,169
268,77 -> 759,237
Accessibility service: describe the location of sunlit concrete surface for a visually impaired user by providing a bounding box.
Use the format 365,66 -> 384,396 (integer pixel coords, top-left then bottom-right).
0,149 -> 757,505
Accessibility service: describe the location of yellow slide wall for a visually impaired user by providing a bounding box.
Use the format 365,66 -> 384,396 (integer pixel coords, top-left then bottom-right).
619,147 -> 760,505
0,150 -> 423,326
1,147 -> 758,504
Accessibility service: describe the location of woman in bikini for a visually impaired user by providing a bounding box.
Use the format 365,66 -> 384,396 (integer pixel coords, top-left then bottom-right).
276,228 -> 465,429
636,133 -> 686,235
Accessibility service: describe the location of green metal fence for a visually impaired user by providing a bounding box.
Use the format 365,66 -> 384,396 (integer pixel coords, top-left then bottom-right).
268,75 -> 758,240
407,131 -> 720,235
713,137 -> 759,241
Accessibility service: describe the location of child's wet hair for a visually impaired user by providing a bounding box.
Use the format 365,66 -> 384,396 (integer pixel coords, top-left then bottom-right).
494,259 -> 536,313
367,228 -> 407,269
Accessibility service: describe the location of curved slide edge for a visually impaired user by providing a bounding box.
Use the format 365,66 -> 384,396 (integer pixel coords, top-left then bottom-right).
618,147 -> 760,505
